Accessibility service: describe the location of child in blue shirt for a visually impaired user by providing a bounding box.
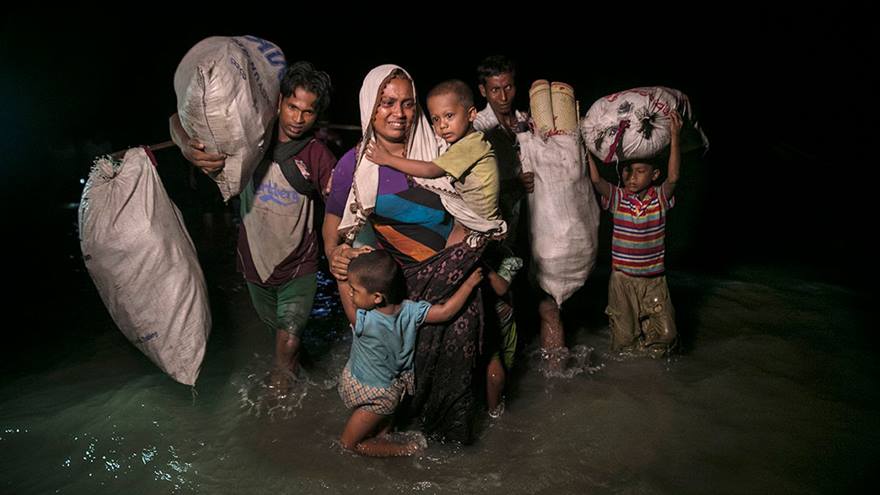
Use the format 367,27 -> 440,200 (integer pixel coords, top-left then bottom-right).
338,249 -> 483,457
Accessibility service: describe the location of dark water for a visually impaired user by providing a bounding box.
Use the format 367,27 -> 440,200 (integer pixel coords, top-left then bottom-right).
0,161 -> 874,494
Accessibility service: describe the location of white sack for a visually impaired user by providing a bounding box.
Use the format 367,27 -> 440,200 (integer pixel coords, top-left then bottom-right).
174,35 -> 286,200
79,148 -> 211,386
581,86 -> 709,163
518,133 -> 600,306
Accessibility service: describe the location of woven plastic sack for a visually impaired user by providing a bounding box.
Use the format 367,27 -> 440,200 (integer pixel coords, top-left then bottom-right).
581,86 -> 708,163
518,133 -> 600,306
174,35 -> 286,200
79,147 -> 211,385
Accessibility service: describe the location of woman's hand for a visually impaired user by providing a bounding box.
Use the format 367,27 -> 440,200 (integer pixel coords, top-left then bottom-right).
329,244 -> 374,281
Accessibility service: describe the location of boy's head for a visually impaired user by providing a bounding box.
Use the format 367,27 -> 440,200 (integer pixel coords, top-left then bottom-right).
620,157 -> 663,195
426,79 -> 477,144
347,250 -> 407,309
476,55 -> 516,117
277,61 -> 333,141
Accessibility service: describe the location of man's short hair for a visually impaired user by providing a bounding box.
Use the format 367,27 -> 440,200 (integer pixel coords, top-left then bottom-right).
476,55 -> 516,85
281,61 -> 332,114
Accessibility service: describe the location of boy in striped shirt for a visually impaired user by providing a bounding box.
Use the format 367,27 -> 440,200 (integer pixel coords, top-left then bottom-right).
587,111 -> 683,358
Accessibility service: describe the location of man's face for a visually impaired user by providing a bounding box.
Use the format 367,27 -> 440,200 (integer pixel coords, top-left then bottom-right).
479,72 -> 516,116
277,86 -> 319,142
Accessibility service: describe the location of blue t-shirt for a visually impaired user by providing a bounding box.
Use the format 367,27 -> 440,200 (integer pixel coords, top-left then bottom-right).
347,300 -> 431,388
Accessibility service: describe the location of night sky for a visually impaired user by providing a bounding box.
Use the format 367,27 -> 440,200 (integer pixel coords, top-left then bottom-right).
0,10 -> 873,298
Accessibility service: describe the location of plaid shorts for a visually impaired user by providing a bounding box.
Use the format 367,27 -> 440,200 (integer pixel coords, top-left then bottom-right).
338,365 -> 412,416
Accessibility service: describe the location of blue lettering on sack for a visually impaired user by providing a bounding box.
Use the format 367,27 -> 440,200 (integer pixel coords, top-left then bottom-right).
229,57 -> 247,81
256,180 -> 300,206
133,332 -> 159,345
242,35 -> 286,81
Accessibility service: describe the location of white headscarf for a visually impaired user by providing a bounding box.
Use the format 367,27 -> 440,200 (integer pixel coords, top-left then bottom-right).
339,64 -> 505,244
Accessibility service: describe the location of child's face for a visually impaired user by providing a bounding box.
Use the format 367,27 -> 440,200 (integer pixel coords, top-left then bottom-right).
427,93 -> 476,144
347,273 -> 381,310
622,162 -> 661,195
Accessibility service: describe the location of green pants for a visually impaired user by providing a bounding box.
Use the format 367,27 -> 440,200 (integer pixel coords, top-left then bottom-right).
246,273 -> 317,337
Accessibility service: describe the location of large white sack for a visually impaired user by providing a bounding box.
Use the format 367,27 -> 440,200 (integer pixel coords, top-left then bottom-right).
518,133 -> 600,306
581,86 -> 709,163
79,147 -> 211,386
174,35 -> 286,201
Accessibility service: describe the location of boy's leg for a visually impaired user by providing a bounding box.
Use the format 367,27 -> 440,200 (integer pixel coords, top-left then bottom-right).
486,355 -> 506,416
340,408 -> 422,457
639,275 -> 677,356
606,271 -> 640,351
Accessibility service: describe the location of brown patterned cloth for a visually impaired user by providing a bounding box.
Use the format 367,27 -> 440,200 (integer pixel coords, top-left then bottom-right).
398,241 -> 485,444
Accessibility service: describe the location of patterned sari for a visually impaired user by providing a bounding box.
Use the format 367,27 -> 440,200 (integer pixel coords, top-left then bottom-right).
370,182 -> 485,443
333,64 -> 485,443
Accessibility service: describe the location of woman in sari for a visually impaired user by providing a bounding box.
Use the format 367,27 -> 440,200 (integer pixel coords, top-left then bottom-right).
323,65 -> 484,443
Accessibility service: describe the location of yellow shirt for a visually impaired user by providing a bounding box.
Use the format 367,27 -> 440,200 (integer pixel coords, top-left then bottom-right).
434,131 -> 501,221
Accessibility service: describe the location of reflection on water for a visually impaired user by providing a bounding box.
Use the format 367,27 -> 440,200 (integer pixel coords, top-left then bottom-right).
1,200 -> 874,494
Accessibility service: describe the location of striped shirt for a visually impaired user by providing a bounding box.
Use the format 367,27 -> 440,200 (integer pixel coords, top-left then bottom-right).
602,185 -> 674,277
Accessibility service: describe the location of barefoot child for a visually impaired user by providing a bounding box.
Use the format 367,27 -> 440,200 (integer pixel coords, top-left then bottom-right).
338,249 -> 483,456
587,110 -> 683,357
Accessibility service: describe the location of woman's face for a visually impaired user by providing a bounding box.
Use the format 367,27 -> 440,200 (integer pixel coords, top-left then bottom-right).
372,77 -> 416,144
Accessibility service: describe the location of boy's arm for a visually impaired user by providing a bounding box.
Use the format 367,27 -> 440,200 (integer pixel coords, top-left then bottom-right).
169,113 -> 226,173
587,151 -> 612,199
486,269 -> 510,296
662,110 -> 683,198
424,268 -> 484,324
365,140 -> 445,178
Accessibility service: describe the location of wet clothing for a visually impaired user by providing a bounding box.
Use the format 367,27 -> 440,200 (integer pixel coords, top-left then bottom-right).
332,65 -> 485,443
347,300 -> 431,389
245,273 -> 317,338
606,270 -> 677,352
433,131 -> 501,223
482,243 -> 520,370
338,365 -> 411,415
237,138 -> 335,286
332,147 -> 487,439
602,185 -> 674,277
490,317 -> 517,370
400,242 -> 485,442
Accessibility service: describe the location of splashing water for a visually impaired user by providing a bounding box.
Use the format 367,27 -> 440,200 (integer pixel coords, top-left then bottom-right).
532,344 -> 605,379
233,355 -> 339,421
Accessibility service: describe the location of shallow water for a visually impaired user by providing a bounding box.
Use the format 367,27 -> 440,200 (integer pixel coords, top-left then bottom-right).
1,208 -> 874,494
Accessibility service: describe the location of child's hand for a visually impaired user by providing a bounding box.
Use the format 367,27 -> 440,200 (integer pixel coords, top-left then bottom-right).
668,110 -> 683,143
586,151 -> 597,168
464,267 -> 484,288
365,140 -> 390,164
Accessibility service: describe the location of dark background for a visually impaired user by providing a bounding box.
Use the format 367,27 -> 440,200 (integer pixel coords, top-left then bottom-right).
0,10 -> 873,365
